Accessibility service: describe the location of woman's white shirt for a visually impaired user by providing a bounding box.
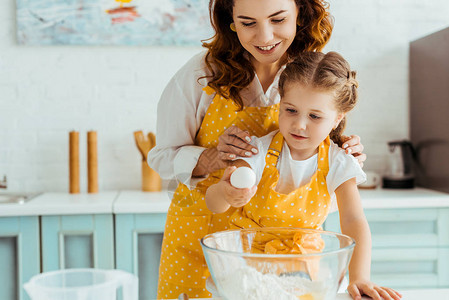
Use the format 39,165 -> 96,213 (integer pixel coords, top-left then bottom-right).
147,50 -> 283,187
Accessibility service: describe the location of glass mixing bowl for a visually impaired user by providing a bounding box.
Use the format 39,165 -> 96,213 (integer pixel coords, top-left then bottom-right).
200,227 -> 355,300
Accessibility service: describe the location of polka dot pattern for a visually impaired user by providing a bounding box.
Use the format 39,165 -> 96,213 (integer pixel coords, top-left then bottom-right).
157,86 -> 280,299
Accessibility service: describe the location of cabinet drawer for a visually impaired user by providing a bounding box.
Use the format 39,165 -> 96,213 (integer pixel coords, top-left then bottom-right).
324,208 -> 449,248
366,208 -> 449,248
371,247 -> 449,289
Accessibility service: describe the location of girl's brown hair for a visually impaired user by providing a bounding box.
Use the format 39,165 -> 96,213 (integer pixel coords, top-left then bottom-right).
201,0 -> 334,110
278,51 -> 359,146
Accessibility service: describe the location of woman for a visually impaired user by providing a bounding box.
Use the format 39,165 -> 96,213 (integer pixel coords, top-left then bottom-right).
148,0 -> 366,298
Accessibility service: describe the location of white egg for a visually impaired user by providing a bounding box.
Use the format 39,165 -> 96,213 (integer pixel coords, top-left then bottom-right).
230,167 -> 256,189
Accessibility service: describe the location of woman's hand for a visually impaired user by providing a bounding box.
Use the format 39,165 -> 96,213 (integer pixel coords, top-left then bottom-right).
217,126 -> 258,161
192,126 -> 258,177
347,280 -> 402,300
193,126 -> 259,177
341,135 -> 367,167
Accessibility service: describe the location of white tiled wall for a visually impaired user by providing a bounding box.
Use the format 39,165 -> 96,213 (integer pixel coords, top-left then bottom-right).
1,0 -> 449,193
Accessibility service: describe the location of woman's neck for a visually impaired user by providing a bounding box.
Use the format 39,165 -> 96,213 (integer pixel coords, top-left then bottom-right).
252,57 -> 287,93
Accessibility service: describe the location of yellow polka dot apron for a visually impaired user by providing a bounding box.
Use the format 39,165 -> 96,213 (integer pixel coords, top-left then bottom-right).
229,132 -> 332,279
157,86 -> 279,299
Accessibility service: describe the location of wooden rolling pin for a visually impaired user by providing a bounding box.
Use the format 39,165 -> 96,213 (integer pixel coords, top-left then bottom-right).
87,131 -> 98,193
69,131 -> 80,194
134,131 -> 161,191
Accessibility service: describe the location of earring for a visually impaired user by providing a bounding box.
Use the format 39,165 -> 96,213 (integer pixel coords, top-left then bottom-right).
230,23 -> 236,32
297,19 -> 301,26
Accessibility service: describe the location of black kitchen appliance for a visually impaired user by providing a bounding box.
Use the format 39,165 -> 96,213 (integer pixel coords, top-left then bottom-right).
382,140 -> 415,189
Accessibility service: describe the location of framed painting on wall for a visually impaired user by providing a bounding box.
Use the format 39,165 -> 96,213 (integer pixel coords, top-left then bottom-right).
16,0 -> 213,46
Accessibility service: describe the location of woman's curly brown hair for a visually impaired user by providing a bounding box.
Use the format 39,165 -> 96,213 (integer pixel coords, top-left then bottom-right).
201,0 -> 334,110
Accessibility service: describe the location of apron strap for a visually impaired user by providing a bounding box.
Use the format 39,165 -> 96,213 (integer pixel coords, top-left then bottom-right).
317,136 -> 330,173
264,131 -> 284,167
202,85 -> 216,95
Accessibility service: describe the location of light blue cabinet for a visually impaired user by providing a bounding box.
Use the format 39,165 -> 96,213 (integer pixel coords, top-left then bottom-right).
3,190 -> 448,300
41,214 -> 115,271
0,216 -> 40,300
324,208 -> 449,289
115,213 -> 167,300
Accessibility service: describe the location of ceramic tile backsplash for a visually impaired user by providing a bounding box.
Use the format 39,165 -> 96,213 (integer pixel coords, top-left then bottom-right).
1,1 -> 449,193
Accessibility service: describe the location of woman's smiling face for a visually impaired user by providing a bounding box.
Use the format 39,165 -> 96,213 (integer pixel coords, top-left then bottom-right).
232,0 -> 298,67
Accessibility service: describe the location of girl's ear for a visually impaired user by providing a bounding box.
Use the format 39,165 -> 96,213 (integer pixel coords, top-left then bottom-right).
334,113 -> 346,129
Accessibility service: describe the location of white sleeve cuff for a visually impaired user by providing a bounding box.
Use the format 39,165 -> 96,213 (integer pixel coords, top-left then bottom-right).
173,145 -> 207,188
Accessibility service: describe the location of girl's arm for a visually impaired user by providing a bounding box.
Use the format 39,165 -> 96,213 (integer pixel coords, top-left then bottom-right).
335,179 -> 371,282
335,179 -> 401,300
205,160 -> 257,214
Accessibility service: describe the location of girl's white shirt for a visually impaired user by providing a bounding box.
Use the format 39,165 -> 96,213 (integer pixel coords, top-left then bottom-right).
148,50 -> 284,188
239,130 -> 367,212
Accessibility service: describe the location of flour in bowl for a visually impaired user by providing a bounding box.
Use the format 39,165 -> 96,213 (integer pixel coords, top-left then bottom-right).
218,265 -> 329,300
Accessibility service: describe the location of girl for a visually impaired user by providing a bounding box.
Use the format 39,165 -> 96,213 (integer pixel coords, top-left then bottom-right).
149,0 -> 365,298
206,51 -> 401,300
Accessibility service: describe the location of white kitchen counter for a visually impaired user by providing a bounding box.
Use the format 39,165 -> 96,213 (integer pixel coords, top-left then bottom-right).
171,288 -> 449,299
0,192 -> 118,217
338,288 -> 449,299
112,187 -> 449,214
2,187 -> 449,217
113,190 -> 170,214
359,187 -> 449,209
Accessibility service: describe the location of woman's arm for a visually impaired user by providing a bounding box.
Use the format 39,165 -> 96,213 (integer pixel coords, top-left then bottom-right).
335,179 -> 401,300
148,53 -> 259,183
148,52 -> 214,183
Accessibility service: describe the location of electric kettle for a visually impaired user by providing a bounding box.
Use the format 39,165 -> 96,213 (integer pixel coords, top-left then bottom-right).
382,140 -> 415,189
24,268 -> 138,300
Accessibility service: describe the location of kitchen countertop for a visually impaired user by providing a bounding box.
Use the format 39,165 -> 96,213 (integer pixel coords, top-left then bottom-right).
332,289 -> 449,299
176,288 -> 449,299
359,187 -> 449,209
1,187 -> 449,217
112,187 -> 449,214
113,190 -> 170,213
0,191 -> 118,217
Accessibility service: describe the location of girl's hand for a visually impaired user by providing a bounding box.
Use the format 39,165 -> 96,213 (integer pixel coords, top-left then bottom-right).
347,280 -> 402,300
341,135 -> 367,167
220,166 -> 257,207
217,126 -> 258,161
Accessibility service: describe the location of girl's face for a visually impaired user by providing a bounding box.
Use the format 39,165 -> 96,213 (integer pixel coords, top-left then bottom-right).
279,83 -> 345,160
232,0 -> 298,68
